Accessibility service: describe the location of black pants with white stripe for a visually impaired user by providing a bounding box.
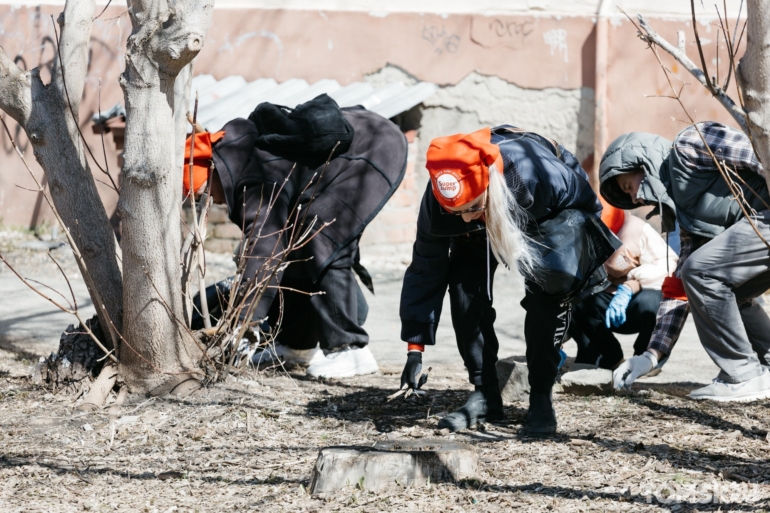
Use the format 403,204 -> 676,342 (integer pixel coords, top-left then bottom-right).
267,239 -> 369,351
521,283 -> 572,394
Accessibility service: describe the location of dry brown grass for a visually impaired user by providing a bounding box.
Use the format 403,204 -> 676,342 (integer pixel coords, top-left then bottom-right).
1,361 -> 770,512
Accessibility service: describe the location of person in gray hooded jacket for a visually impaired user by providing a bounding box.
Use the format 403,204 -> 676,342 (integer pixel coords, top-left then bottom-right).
599,121 -> 770,402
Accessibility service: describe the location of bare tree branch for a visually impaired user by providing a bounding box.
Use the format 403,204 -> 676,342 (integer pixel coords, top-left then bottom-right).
737,0 -> 770,187
690,0 -> 716,95
0,47 -> 32,126
635,13 -> 749,132
53,0 -> 96,113
644,41 -> 770,251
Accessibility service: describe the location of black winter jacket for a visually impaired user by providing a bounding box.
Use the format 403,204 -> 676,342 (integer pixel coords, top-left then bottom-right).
399,126 -> 601,345
212,107 -> 408,320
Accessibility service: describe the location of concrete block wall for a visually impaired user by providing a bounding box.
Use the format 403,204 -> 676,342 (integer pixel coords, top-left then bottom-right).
366,66 -> 595,196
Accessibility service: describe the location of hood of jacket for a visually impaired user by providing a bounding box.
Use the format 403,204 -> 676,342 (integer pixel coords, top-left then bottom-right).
599,132 -> 678,232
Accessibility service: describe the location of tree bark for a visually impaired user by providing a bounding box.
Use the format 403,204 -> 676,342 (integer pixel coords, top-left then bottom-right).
118,0 -> 213,394
738,0 -> 770,188
0,1 -> 124,342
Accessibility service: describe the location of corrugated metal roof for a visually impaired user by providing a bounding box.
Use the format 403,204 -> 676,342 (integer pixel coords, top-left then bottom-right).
189,75 -> 437,132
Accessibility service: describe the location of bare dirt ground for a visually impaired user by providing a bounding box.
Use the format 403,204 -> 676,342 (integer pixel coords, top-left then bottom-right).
2,368 -> 770,512
2,234 -> 770,512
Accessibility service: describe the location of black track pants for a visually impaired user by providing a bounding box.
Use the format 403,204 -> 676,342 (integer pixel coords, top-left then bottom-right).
266,240 -> 369,351
447,237 -> 500,387
521,284 -> 572,394
569,289 -> 662,368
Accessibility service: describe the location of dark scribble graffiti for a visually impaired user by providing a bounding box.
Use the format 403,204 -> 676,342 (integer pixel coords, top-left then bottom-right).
421,25 -> 461,55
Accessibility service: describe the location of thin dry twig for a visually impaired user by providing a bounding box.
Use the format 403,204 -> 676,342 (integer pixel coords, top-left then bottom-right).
94,0 -> 114,20
96,77 -> 111,181
183,92 -> 212,329
51,16 -> 119,192
646,42 -> 770,250
0,112 -> 121,360
0,252 -> 118,364
631,11 -> 748,132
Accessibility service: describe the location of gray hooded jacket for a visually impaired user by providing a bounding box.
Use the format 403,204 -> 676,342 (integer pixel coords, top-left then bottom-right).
598,132 -> 677,233
599,127 -> 770,238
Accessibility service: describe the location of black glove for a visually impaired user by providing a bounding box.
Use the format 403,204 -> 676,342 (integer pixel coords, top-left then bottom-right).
400,351 -> 423,390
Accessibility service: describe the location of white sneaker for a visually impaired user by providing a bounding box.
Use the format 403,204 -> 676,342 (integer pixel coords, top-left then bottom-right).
688,368 -> 770,402
250,342 -> 322,367
306,345 -> 379,378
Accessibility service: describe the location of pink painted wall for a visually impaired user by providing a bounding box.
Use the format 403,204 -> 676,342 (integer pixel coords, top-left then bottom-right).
0,4 -> 126,228
194,10 -> 595,88
605,17 -> 744,144
0,5 -> 746,230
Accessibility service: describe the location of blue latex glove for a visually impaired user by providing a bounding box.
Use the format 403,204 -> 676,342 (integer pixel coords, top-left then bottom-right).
558,347 -> 568,369
605,284 -> 634,328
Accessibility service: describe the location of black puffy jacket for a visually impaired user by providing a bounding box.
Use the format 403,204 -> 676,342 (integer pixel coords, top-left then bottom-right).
399,126 -> 601,345
212,107 -> 407,320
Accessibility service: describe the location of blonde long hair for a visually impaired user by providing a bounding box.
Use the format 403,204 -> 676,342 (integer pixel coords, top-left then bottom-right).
485,164 -> 539,278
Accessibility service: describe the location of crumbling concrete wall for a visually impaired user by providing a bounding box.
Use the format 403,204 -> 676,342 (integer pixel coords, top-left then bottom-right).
359,65 -> 595,258
419,72 -> 595,185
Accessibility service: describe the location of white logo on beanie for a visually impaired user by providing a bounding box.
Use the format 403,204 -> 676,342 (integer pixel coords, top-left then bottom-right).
435,173 -> 460,199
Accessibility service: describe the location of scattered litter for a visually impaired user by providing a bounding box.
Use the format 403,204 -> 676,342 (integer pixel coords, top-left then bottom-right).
116,415 -> 140,425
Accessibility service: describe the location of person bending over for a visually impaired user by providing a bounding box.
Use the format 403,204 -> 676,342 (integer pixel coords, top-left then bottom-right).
399,126 -> 615,434
600,121 -> 770,402
569,211 -> 678,369
185,94 -> 407,379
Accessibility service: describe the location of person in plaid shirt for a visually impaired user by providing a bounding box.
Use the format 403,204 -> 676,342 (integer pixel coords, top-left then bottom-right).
598,121 -> 770,402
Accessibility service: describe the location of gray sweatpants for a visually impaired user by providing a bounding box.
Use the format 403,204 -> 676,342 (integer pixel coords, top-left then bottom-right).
681,212 -> 770,383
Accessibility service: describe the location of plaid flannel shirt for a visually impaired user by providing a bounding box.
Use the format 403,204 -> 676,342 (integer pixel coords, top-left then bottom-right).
647,229 -> 709,355
676,121 -> 764,178
647,121 -> 761,355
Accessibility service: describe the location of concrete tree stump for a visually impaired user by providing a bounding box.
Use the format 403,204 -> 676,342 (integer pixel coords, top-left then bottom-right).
496,355 -> 529,403
309,439 -> 478,493
560,368 -> 613,396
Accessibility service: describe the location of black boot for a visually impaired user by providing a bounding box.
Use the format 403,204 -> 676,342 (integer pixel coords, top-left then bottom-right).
438,385 -> 504,432
525,390 -> 557,435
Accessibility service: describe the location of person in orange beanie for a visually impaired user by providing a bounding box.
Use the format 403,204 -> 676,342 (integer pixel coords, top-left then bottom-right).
183,130 -> 225,200
399,126 -> 616,435
185,94 -> 408,379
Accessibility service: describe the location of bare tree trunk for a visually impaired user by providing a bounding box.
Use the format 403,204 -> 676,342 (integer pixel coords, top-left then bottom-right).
118,0 -> 213,394
175,63 -> 194,170
738,0 -> 770,185
0,1 -> 124,341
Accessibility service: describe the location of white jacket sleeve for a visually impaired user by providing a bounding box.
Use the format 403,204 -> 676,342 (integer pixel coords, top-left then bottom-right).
626,224 -> 679,290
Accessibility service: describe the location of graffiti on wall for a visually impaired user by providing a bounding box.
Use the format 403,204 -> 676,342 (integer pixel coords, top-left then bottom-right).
421,25 -> 461,55
470,16 -> 536,50
1,8 -> 125,155
543,29 -> 569,63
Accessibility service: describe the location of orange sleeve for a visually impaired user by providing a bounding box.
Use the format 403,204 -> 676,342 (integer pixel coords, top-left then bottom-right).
661,276 -> 687,301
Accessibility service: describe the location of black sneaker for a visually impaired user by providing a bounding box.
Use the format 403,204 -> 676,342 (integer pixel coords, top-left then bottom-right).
437,386 -> 504,432
525,390 -> 557,436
